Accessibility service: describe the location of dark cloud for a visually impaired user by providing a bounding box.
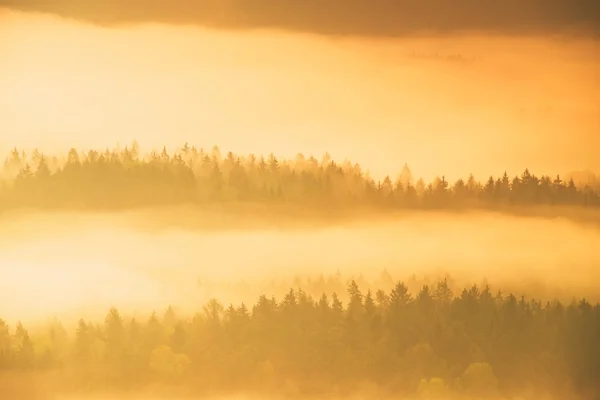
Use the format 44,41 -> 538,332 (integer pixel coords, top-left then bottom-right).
1,0 -> 599,37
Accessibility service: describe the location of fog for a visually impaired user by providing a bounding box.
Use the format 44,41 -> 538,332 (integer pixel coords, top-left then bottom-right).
1,9 -> 599,182
1,208 -> 598,325
1,7 -> 599,399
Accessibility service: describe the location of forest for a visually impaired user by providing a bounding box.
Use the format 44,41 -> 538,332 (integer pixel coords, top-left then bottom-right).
0,143 -> 599,212
2,144 -> 599,399
0,276 -> 598,399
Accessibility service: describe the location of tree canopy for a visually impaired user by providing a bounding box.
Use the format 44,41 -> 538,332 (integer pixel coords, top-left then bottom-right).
0,276 -> 598,399
1,143 -> 599,212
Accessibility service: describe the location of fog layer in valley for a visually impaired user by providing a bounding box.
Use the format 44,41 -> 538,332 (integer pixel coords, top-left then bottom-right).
0,209 -> 598,325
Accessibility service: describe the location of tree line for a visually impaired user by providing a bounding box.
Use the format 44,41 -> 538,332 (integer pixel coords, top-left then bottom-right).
1,143 -> 599,211
1,278 -> 598,399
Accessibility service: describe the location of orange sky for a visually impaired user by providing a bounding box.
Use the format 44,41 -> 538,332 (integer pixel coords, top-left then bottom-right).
1,9 -> 599,181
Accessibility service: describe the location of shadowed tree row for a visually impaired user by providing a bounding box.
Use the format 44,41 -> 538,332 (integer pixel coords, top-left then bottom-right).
1,279 -> 598,399
1,143 -> 599,211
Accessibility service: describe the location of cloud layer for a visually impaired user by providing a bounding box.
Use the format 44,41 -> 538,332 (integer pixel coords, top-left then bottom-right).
2,0 -> 599,37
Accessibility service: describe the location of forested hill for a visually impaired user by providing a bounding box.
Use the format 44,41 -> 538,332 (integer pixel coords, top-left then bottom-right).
1,143 -> 599,211
1,279 -> 599,398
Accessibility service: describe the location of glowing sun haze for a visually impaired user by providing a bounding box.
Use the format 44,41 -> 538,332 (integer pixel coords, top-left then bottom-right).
0,9 -> 598,181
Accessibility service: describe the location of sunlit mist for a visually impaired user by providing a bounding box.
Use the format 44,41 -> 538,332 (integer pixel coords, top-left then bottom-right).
1,209 -> 599,324
1,5 -> 600,400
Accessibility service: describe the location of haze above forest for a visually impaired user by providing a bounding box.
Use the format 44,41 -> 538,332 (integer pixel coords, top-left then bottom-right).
1,9 -> 599,182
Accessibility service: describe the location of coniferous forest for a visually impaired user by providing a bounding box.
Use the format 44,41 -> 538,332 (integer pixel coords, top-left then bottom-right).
1,275 -> 599,400
1,144 -> 600,400
1,143 -> 599,212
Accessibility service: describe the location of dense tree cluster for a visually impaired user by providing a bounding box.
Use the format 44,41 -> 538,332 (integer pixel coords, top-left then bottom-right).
195,271 -> 600,310
1,278 -> 598,399
1,143 -> 599,211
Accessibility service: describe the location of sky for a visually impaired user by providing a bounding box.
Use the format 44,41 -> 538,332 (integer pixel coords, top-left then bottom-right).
3,0 -> 599,37
0,6 -> 599,181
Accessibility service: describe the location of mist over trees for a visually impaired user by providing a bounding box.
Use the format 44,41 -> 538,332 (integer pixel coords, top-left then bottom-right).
1,144 -> 599,399
1,143 -> 599,212
0,277 -> 598,399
